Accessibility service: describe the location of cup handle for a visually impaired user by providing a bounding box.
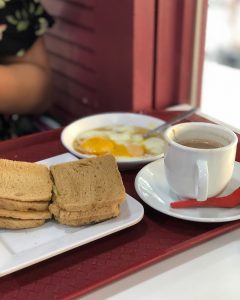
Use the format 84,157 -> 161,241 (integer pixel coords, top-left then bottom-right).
195,160 -> 208,201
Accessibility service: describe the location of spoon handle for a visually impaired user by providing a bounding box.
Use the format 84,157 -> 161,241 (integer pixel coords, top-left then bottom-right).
144,107 -> 197,138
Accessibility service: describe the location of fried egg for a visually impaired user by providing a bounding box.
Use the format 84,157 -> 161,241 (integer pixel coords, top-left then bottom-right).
73,125 -> 165,158
78,136 -> 114,155
143,137 -> 165,155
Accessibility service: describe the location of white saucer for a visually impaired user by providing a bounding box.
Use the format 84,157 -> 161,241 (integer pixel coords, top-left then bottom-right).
135,159 -> 240,222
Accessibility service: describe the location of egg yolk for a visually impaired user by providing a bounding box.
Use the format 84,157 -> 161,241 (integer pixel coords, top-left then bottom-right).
111,143 -> 131,157
79,137 -> 114,155
78,136 -> 146,157
127,144 -> 145,157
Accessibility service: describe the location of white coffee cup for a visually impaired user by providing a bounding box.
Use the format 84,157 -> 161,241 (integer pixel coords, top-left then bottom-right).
164,122 -> 238,201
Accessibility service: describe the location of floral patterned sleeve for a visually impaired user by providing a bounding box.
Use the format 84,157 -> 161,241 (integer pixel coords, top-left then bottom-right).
0,0 -> 54,57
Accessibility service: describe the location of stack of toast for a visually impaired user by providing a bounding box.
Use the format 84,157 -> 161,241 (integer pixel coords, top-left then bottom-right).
0,159 -> 52,229
49,155 -> 126,226
0,155 -> 126,229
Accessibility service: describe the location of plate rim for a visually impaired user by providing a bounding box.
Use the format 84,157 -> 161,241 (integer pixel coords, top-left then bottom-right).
135,158 -> 240,223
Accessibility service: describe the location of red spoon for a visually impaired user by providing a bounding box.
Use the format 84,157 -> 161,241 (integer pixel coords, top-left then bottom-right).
170,187 -> 240,208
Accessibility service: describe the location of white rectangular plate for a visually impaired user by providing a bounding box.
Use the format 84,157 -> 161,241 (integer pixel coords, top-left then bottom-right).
0,153 -> 144,277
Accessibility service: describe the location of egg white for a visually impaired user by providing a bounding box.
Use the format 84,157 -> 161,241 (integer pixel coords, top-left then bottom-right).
77,130 -> 108,139
106,131 -> 131,144
143,137 -> 165,155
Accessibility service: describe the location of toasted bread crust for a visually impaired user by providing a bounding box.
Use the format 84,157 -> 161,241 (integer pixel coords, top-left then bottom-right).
50,155 -> 126,212
0,198 -> 49,211
0,217 -> 45,229
49,202 -> 119,220
0,209 -> 51,220
50,203 -> 120,226
0,159 -> 52,201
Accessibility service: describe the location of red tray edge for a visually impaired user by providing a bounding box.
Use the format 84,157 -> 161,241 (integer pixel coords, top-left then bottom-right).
63,220 -> 240,300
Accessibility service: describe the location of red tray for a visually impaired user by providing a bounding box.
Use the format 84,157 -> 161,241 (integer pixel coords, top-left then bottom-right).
0,111 -> 239,300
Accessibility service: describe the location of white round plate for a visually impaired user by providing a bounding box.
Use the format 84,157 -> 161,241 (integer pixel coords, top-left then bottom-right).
61,112 -> 165,169
135,158 -> 240,222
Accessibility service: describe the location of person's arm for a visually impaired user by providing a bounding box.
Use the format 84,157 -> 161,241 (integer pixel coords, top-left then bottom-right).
0,37 -> 52,114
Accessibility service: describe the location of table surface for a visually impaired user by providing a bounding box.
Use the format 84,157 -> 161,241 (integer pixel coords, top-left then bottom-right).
0,110 -> 239,300
81,227 -> 240,300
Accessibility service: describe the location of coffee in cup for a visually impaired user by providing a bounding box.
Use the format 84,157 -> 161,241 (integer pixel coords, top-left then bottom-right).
164,122 -> 238,201
177,138 -> 224,149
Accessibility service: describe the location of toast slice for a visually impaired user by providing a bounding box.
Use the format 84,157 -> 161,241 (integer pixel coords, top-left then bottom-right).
50,155 -> 126,212
0,217 -> 45,229
0,198 -> 49,211
49,202 -> 120,226
0,209 -> 51,220
0,159 -> 52,202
